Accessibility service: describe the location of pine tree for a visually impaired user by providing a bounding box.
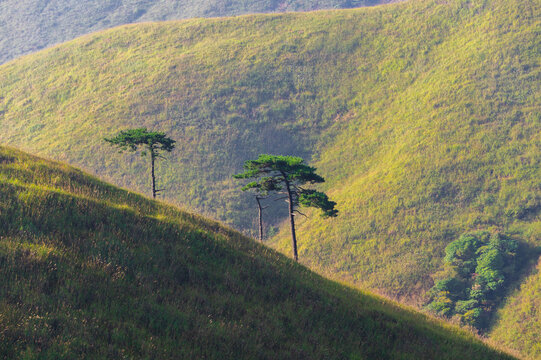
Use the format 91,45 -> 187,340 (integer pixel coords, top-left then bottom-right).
234,154 -> 337,261
105,128 -> 175,198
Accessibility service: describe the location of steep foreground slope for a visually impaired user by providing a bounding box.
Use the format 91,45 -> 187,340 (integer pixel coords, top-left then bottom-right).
0,0 -> 395,64
1,0 -> 538,303
0,146 -> 514,359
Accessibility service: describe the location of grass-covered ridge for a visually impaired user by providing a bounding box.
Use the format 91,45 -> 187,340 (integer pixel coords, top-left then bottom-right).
0,0 -> 539,355
0,0 -> 393,64
0,145 -> 515,359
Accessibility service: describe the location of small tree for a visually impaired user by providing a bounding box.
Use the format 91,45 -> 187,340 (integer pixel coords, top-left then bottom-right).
105,128 -> 175,199
234,154 -> 337,261
236,178 -> 272,242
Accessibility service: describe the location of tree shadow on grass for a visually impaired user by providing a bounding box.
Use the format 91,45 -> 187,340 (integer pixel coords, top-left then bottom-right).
485,241 -> 541,333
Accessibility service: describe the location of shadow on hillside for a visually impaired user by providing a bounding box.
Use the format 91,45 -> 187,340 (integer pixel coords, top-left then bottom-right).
486,242 -> 541,333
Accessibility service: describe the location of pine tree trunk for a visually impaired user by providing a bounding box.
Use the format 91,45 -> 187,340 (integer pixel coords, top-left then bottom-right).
283,176 -> 298,261
256,196 -> 263,242
151,152 -> 156,199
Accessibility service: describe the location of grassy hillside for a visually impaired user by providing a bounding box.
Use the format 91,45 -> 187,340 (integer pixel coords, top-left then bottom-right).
1,0 -> 538,291
0,145 -> 515,359
0,0 -> 539,354
0,0 -> 393,64
275,0 -> 541,299
490,257 -> 541,359
0,5 -> 409,231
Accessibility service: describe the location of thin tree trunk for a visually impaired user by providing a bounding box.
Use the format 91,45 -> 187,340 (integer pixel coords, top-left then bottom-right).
256,196 -> 264,242
283,174 -> 298,261
151,151 -> 156,199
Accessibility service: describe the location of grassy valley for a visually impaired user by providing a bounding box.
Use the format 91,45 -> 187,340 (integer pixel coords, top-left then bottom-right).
0,0 -> 393,64
0,0 -> 539,356
0,146 -> 516,359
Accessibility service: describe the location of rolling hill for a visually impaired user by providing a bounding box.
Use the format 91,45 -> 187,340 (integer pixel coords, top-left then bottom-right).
0,145 -> 516,359
0,0 -> 539,356
0,0 -> 395,64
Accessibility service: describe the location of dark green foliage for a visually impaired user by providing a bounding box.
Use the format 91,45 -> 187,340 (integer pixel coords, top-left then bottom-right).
429,278 -> 467,301
475,248 -> 505,292
461,308 -> 485,330
426,291 -> 454,317
445,233 -> 487,276
298,189 -> 338,218
445,233 -> 486,263
455,299 -> 479,314
235,155 -> 322,183
0,146 -> 515,359
234,154 -> 337,218
426,232 -> 522,330
104,128 -> 175,154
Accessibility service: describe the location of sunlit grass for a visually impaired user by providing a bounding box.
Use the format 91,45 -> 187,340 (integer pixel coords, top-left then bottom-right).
0,0 -> 539,356
0,145 -> 518,359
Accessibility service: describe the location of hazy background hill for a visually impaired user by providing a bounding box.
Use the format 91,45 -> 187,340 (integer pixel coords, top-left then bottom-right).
0,0 -> 539,356
0,0 -> 395,64
0,145 -> 515,359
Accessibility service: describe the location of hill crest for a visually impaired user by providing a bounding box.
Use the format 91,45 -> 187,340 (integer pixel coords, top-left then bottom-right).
0,0 -> 398,64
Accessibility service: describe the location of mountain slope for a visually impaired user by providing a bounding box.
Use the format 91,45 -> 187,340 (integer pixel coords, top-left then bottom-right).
270,0 -> 540,300
0,0 -> 394,64
0,0 -> 539,355
0,145 -> 514,359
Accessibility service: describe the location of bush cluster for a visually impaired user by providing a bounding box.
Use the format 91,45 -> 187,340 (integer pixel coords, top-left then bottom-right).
426,231 -> 520,330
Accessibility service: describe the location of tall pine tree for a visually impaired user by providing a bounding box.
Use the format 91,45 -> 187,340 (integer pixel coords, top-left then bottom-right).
105,128 -> 175,199
234,154 -> 337,261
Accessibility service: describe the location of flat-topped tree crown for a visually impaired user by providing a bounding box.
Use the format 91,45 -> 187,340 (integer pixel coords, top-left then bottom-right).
234,154 -> 337,261
105,128 -> 175,198
105,128 -> 175,154
235,154 -> 324,183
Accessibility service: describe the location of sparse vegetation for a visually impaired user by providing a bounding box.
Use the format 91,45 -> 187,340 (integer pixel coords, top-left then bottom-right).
0,0 -> 393,64
490,257 -> 541,359
0,0 -> 539,356
0,146 -> 516,359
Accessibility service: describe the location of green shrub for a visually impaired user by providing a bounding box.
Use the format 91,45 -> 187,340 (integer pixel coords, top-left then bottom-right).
426,291 -> 454,317
445,233 -> 487,264
461,308 -> 484,328
475,248 -> 505,293
429,278 -> 466,301
426,231 -> 521,331
455,299 -> 478,314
